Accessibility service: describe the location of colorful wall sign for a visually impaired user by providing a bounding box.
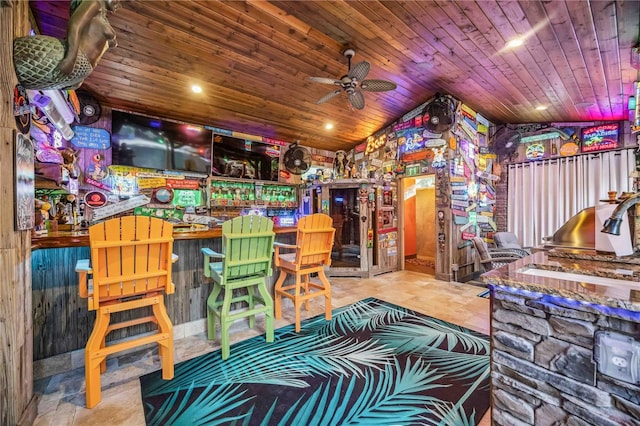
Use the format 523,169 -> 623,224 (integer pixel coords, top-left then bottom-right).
70,126 -> 111,149
581,123 -> 619,153
525,143 -> 546,160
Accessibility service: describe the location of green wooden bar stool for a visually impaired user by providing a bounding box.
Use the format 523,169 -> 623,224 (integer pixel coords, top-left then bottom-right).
201,215 -> 276,359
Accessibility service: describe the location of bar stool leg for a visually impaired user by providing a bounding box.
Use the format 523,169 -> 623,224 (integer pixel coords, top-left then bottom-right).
85,309 -> 110,408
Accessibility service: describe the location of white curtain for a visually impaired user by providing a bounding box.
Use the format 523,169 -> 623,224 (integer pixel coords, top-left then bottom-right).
507,149 -> 636,248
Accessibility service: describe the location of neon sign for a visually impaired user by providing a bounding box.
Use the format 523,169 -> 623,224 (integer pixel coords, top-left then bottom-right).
581,123 -> 619,153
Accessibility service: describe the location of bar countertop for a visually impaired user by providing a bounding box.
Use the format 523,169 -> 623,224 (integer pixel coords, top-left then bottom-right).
481,250 -> 640,313
32,226 -> 297,250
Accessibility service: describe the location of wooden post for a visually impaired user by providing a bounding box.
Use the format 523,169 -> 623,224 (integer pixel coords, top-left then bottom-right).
0,1 -> 37,425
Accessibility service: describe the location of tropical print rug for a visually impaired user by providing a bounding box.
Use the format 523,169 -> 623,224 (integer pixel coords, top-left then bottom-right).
140,297 -> 490,425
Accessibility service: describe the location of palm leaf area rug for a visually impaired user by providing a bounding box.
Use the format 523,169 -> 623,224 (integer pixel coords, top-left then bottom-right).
140,297 -> 490,426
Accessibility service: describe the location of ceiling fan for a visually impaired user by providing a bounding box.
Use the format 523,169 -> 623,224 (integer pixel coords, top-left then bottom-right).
309,48 -> 397,110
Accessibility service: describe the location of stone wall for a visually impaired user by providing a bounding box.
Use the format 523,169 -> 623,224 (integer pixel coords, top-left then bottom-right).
490,286 -> 640,425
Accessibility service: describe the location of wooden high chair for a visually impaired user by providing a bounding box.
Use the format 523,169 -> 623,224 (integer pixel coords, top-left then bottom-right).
274,213 -> 335,332
202,215 -> 276,360
75,216 -> 176,408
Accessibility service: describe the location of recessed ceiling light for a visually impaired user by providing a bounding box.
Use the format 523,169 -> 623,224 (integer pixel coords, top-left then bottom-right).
325,123 -> 334,130
535,105 -> 548,111
506,38 -> 524,48
191,85 -> 203,94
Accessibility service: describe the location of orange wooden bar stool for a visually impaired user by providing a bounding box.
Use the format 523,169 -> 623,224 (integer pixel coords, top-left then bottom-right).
274,213 -> 335,332
75,216 -> 177,408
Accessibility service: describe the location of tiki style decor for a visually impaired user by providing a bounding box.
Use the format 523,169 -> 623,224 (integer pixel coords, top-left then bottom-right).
13,0 -> 119,90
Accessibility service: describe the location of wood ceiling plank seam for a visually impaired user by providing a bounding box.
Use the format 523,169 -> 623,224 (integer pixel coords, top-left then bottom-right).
566,1 -> 616,120
87,70 -> 376,147
198,1 -> 363,76
443,1 -> 547,119
456,1 -> 543,106
343,1 -> 472,95
402,0 -> 529,108
541,1 -> 599,119
94,80 -> 380,148
517,1 -> 586,121
314,0 -> 380,41
115,0 -> 408,116
590,1 -> 626,120
102,29 -> 359,110
343,1 -> 472,88
316,0 -> 440,76
270,1 -> 426,94
28,0 -> 404,150
615,0 -> 640,59
117,3 -> 327,78
483,1 -> 577,118
270,0 -> 425,88
614,0 -> 640,113
397,1 -> 528,119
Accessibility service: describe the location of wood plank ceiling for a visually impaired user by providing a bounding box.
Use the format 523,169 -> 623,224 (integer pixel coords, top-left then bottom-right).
29,0 -> 640,152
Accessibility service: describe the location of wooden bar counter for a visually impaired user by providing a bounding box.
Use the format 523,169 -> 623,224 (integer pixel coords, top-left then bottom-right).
32,226 -> 297,250
31,226 -> 297,373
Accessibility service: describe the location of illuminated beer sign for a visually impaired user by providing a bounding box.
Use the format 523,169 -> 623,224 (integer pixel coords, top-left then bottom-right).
581,123 -> 619,153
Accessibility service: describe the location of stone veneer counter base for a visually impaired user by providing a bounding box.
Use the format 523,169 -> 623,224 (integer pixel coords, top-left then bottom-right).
482,251 -> 640,425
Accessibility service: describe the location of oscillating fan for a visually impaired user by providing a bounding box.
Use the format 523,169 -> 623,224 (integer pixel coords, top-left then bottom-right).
422,94 -> 457,133
283,142 -> 311,175
309,48 -> 397,110
492,125 -> 521,157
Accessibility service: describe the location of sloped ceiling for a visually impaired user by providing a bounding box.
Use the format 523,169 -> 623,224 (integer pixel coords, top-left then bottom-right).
29,0 -> 640,152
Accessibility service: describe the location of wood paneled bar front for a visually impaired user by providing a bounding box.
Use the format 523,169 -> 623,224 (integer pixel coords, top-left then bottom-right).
31,227 -> 296,367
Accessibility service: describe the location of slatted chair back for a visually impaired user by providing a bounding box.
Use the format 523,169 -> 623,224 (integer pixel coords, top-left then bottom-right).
204,215 -> 275,283
85,216 -> 174,310
294,213 -> 335,269
77,215 -> 176,408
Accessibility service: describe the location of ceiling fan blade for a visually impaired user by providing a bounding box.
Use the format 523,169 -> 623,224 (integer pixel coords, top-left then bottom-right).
348,90 -> 365,110
309,77 -> 341,85
348,61 -> 370,81
316,89 -> 342,105
361,79 -> 397,92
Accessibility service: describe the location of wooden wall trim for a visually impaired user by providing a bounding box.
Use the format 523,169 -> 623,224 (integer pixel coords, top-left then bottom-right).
0,1 -> 36,424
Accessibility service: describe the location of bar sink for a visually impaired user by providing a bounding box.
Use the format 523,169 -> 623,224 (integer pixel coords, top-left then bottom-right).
517,266 -> 640,289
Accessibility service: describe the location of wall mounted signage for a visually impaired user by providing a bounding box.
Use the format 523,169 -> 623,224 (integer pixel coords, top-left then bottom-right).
581,123 -> 619,153
152,187 -> 174,204
71,126 -> 111,149
525,143 -> 546,160
520,132 -> 560,144
15,132 -> 34,230
14,85 -> 30,134
84,191 -> 108,208
559,141 -> 580,156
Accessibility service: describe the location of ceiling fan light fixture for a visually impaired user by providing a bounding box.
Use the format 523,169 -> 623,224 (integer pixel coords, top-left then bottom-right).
535,105 -> 548,111
309,48 -> 396,110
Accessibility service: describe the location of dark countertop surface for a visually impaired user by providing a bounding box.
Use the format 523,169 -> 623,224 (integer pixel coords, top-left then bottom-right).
481,250 -> 640,312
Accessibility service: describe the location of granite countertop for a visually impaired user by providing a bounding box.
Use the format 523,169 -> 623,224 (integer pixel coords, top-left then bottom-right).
481,250 -> 640,312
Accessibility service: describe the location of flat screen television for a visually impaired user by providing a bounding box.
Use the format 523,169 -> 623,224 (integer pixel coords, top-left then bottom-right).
111,110 -> 212,173
212,133 -> 280,181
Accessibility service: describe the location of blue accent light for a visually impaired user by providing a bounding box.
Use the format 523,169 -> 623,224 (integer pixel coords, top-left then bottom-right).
488,284 -> 640,322
149,120 -> 162,128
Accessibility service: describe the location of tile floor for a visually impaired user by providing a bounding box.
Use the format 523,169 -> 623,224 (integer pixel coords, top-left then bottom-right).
33,270 -> 491,425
